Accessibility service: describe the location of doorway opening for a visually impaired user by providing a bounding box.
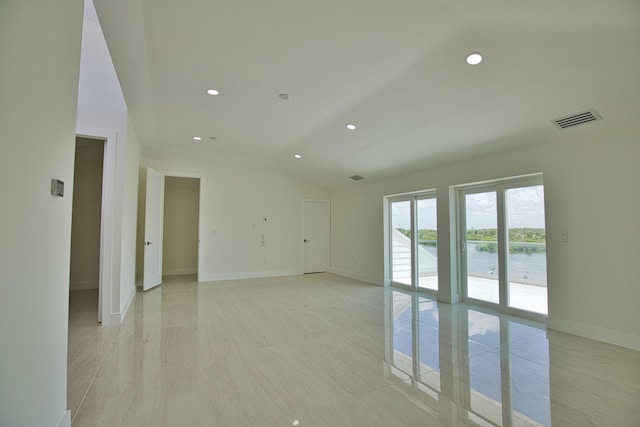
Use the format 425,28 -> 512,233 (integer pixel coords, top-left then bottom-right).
69,137 -> 104,323
162,176 -> 200,279
67,135 -> 110,420
141,168 -> 204,290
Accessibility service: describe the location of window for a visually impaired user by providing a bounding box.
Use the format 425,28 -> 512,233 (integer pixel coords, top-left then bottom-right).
389,192 -> 438,292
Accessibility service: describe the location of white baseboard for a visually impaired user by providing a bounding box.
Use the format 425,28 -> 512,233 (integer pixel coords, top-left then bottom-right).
437,293 -> 461,304
108,312 -> 121,325
547,317 -> 640,352
69,280 -> 98,290
120,286 -> 136,321
328,267 -> 383,286
163,267 -> 197,276
199,268 -> 302,282
57,410 -> 71,427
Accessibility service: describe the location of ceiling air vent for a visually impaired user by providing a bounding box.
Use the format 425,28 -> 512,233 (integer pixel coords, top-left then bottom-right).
350,175 -> 365,181
552,109 -> 602,130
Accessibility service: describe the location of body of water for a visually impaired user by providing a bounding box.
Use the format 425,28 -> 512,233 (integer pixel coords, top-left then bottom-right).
420,241 -> 547,282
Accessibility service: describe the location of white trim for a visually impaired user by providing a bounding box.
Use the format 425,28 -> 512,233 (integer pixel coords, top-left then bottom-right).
160,170 -> 204,283
329,267 -> 383,286
109,312 -> 121,324
69,280 -> 99,290
437,293 -> 461,304
56,410 -> 71,427
547,317 -> 640,352
163,268 -> 197,276
120,285 -> 136,321
76,127 -> 117,326
199,269 -> 302,282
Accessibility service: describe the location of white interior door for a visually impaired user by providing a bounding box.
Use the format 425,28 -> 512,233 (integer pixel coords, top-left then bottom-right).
143,167 -> 165,291
303,200 -> 330,273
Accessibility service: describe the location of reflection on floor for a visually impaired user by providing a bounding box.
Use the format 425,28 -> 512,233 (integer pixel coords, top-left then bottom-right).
68,274 -> 640,426
68,289 -> 118,422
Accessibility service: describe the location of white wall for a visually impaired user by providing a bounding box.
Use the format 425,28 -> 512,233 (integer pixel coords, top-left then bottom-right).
119,118 -> 140,315
163,177 -> 199,275
0,1 -> 84,426
76,4 -> 140,322
139,158 -> 329,282
330,121 -> 640,351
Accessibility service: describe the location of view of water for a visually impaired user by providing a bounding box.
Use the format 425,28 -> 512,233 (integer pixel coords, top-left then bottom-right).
420,241 -> 547,282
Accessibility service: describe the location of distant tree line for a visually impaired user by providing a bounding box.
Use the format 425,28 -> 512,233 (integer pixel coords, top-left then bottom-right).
396,227 -> 546,253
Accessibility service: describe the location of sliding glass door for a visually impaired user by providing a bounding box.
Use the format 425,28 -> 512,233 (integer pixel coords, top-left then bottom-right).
390,193 -> 438,292
416,197 -> 438,291
459,178 -> 547,316
505,185 -> 547,314
391,199 -> 413,286
464,190 -> 499,304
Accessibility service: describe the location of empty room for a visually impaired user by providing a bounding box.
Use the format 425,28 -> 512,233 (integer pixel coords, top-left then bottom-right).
1,1 -> 639,426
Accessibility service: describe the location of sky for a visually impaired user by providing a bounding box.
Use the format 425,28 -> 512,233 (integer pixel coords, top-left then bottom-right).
391,185 -> 546,230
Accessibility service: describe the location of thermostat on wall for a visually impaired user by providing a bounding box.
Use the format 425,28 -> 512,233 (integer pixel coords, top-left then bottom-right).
51,179 -> 64,197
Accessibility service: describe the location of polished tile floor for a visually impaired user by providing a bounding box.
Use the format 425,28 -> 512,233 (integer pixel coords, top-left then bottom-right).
68,274 -> 640,426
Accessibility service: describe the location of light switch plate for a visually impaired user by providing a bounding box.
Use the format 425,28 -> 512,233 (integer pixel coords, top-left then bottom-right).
51,179 -> 64,197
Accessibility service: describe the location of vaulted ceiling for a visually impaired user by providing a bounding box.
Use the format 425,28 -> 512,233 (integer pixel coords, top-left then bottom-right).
93,0 -> 640,188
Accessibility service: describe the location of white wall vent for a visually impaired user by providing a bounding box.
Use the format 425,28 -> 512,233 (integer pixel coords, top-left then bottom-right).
350,175 -> 365,181
552,109 -> 602,130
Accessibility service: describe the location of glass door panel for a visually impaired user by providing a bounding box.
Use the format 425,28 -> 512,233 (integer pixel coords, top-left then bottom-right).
465,191 -> 499,304
391,200 -> 413,286
468,310 -> 503,424
416,198 -> 438,290
391,291 -> 414,375
505,185 -> 548,314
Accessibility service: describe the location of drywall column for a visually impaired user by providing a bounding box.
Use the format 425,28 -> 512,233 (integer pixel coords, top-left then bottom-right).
0,1 -> 84,426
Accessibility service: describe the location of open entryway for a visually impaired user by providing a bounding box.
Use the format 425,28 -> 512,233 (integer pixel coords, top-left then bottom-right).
303,200 -> 330,273
163,177 -> 200,277
69,136 -> 104,322
142,168 -> 203,290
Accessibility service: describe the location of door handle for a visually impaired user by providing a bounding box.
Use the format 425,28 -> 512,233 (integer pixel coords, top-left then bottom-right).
304,239 -> 308,242
144,241 -> 153,246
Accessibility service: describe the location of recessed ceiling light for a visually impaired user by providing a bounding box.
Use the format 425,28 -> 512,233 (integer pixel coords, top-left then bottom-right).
278,93 -> 290,100
465,52 -> 483,65
346,123 -> 356,130
192,136 -> 202,141
294,154 -> 302,159
206,88 -> 220,96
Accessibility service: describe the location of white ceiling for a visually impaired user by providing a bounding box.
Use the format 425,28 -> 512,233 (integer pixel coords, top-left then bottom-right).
92,0 -> 640,189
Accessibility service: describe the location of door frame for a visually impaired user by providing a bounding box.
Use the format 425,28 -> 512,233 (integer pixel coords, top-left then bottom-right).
385,190 -> 438,294
302,199 -> 331,274
76,127 -> 117,325
456,174 -> 547,322
159,170 -> 204,282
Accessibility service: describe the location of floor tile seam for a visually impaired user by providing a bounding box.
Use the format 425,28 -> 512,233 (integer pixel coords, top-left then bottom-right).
461,347 -> 495,362
71,321 -> 123,425
407,376 -> 503,422
503,351 -> 550,369
506,330 -> 546,345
